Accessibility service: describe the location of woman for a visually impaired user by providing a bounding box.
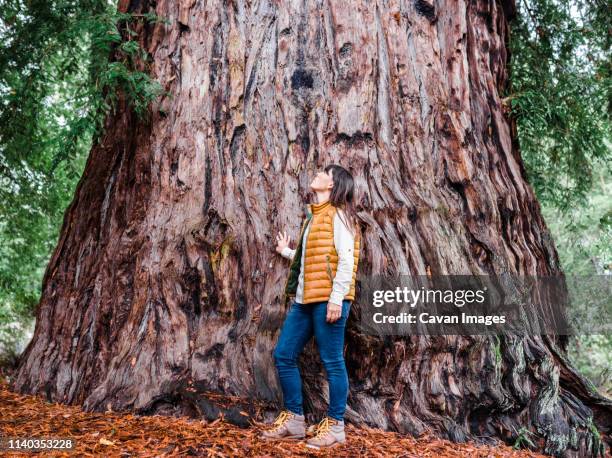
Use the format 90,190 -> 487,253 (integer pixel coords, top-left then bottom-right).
260,164 -> 361,449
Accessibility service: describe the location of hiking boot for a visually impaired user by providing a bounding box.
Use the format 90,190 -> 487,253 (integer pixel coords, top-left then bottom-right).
305,417 -> 346,449
260,410 -> 306,440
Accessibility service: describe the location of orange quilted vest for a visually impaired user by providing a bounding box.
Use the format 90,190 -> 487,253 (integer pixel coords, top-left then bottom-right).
302,200 -> 360,304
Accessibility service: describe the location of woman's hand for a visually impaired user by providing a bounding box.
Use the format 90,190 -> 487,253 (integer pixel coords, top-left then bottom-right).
275,231 -> 291,254
326,302 -> 342,323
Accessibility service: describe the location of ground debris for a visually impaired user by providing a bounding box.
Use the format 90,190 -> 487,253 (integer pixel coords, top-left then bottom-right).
0,377 -> 549,457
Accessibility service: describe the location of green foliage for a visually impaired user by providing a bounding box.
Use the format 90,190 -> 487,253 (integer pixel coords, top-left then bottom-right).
568,334 -> 612,396
541,168 -> 611,274
507,0 -> 611,211
0,1 -> 163,353
541,168 -> 611,395
513,426 -> 537,450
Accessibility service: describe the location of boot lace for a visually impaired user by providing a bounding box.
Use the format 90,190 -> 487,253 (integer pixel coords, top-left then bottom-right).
268,410 -> 292,432
312,417 -> 333,439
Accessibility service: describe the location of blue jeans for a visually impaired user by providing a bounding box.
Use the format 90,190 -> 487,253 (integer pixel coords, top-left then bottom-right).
273,299 -> 351,421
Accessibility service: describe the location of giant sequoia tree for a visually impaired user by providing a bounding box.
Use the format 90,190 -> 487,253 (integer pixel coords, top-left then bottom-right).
11,0 -> 611,456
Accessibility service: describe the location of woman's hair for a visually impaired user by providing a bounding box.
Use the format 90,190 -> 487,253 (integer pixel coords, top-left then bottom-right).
324,164 -> 360,239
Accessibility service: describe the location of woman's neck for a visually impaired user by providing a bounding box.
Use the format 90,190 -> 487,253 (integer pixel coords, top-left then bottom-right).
314,191 -> 330,204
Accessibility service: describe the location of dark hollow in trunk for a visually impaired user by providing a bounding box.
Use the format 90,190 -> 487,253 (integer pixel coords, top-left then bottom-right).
12,0 -> 611,456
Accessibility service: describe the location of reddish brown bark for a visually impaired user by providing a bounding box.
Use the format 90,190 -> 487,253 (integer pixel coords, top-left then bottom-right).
11,0 -> 610,456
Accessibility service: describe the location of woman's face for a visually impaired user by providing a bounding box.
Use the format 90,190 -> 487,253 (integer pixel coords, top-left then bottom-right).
310,169 -> 334,192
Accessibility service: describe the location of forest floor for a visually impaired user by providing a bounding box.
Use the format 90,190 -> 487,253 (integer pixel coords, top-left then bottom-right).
0,372 -> 549,458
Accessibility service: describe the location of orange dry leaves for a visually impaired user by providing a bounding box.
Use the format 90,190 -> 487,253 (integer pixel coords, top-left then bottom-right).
0,376 -> 549,457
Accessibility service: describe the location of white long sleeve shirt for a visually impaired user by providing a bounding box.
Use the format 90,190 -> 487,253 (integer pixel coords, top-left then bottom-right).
281,210 -> 355,305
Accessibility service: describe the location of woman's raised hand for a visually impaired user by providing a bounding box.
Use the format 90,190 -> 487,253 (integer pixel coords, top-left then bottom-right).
275,231 -> 291,254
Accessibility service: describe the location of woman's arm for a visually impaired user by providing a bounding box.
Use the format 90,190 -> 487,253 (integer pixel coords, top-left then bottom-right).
329,210 -> 355,306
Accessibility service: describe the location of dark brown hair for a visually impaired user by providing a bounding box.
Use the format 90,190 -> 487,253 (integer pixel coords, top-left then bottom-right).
325,164 -> 359,239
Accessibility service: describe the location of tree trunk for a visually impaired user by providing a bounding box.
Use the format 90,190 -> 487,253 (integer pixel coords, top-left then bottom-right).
11,0 -> 610,456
